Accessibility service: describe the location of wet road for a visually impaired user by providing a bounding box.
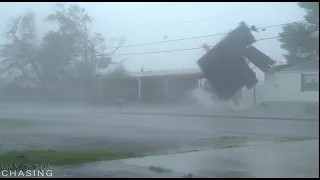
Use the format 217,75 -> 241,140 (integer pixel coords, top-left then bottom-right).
0,107 -> 318,178
0,109 -> 318,153
50,140 -> 318,178
121,140 -> 319,178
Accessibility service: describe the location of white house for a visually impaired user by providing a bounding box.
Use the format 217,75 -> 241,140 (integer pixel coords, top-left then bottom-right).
263,60 -> 319,113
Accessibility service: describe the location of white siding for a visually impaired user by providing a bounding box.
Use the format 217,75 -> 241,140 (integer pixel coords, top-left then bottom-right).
264,71 -> 319,102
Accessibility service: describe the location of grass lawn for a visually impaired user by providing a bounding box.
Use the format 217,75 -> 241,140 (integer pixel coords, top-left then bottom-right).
0,149 -> 140,171
0,117 -> 37,130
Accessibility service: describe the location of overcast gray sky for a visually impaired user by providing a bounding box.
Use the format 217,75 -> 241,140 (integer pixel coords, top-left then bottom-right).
0,2 -> 306,80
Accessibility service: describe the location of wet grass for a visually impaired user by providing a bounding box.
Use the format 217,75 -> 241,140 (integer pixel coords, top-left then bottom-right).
0,149 -> 140,171
0,117 -> 36,130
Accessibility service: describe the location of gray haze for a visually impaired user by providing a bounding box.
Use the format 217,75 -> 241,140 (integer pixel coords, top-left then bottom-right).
0,3 -> 318,178
0,2 -> 305,81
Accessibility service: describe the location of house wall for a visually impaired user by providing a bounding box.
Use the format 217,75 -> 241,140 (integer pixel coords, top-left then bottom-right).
264,71 -> 318,102
99,78 -> 139,102
264,70 -> 319,114
167,76 -> 199,101
139,75 -> 199,103
140,76 -> 166,103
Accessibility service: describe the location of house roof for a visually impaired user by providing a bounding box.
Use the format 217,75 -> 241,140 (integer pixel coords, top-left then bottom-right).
271,60 -> 319,72
130,68 -> 201,77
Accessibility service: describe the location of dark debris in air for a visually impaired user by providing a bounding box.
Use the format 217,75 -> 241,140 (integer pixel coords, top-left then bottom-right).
197,21 -> 275,100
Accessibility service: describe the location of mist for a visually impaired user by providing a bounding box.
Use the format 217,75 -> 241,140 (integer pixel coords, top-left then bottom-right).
0,2 -> 318,178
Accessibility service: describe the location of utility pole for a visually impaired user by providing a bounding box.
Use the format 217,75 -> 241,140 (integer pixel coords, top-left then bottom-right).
96,74 -> 101,98
98,77 -> 101,97
253,85 -> 257,107
250,63 -> 257,108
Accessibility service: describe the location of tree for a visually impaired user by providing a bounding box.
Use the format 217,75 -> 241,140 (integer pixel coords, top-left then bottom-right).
46,3 -> 128,78
0,3 -> 130,100
104,64 -> 130,78
0,10 -> 74,94
0,11 -> 43,86
37,31 -> 76,82
279,2 -> 319,64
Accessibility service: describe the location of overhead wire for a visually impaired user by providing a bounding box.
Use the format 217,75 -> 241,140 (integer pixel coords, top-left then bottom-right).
97,25 -> 317,56
101,36 -> 281,56
106,20 -> 306,49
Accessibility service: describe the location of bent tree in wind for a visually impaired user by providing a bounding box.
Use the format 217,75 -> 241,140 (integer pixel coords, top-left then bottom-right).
279,2 -> 319,63
0,3 -> 129,97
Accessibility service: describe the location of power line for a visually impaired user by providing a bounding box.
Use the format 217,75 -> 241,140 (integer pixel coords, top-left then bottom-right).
112,47 -> 202,56
106,30 -> 317,56
108,32 -> 227,49
105,36 -> 279,56
258,21 -> 304,29
106,20 -> 306,49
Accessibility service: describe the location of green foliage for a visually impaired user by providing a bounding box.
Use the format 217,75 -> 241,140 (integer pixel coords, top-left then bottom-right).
298,2 -> 319,25
0,150 -> 139,171
279,2 -> 319,63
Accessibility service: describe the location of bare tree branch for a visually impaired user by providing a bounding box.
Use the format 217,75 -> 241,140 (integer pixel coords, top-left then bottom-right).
94,45 -> 122,59
9,17 -> 21,37
4,17 -> 30,79
111,57 -> 130,64
106,46 -> 121,56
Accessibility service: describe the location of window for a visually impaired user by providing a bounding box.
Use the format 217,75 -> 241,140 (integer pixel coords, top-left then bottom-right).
301,73 -> 319,91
